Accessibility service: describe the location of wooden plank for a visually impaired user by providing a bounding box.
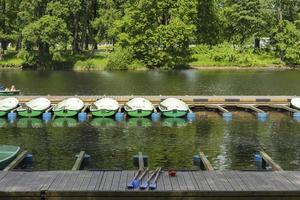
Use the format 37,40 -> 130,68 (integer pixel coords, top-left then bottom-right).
176,171 -> 188,191
86,171 -> 103,191
182,171 -> 197,191
72,151 -> 85,171
117,171 -> 128,191
79,171 -> 94,191
269,104 -> 299,113
110,171 -> 121,191
138,152 -> 144,169
161,171 -> 172,191
203,171 -> 226,191
3,151 -> 28,171
260,151 -> 283,171
191,171 -> 211,191
62,172 -> 80,191
222,171 -> 247,191
199,152 -> 214,171
103,171 -> 114,191
237,104 -> 265,113
205,105 -> 230,113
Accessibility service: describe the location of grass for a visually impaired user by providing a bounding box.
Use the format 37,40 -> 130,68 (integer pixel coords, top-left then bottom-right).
190,44 -> 284,68
0,46 -> 287,70
0,50 -> 23,68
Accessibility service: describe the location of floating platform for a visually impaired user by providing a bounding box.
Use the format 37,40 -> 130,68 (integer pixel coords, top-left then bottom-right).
0,170 -> 300,199
3,95 -> 296,105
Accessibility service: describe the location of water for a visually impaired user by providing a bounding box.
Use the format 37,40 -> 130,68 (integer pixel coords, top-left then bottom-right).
0,69 -> 300,170
1,69 -> 300,95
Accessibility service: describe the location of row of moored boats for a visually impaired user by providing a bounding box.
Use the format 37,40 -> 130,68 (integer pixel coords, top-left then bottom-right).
0,97 -> 190,118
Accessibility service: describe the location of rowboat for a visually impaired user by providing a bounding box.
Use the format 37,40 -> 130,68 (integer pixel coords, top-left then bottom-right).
90,97 -> 120,117
159,98 -> 189,118
291,98 -> 300,110
124,97 -> 154,117
0,90 -> 21,96
17,97 -> 51,117
53,98 -> 84,117
0,97 -> 19,117
0,145 -> 20,169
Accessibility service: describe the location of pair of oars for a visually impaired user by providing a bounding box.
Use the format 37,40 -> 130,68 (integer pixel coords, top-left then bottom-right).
140,167 -> 162,190
127,168 -> 149,189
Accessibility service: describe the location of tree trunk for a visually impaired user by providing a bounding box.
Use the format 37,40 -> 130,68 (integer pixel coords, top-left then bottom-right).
16,32 -> 22,51
72,15 -> 80,53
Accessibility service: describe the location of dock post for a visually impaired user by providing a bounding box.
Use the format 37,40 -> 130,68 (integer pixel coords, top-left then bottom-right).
7,112 -> 17,123
42,106 -> 53,122
72,151 -> 90,171
78,105 -> 88,122
3,151 -> 28,171
133,152 -> 148,168
255,151 -> 283,171
193,151 -> 214,171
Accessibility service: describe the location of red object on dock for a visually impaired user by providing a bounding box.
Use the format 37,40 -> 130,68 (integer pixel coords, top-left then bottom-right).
168,171 -> 176,177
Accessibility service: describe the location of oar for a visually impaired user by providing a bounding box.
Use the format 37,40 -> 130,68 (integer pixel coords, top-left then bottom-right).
149,167 -> 162,190
131,168 -> 149,189
127,169 -> 142,189
140,168 -> 159,190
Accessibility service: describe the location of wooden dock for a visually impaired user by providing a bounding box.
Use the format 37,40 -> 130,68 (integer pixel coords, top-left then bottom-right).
1,170 -> 300,199
4,95 -> 296,105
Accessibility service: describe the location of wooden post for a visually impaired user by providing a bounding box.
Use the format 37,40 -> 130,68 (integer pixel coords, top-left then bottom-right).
81,105 -> 89,113
199,152 -> 214,171
205,105 -> 230,113
138,152 -> 144,170
260,151 -> 283,171
269,104 -> 299,113
3,151 -> 28,171
72,151 -> 86,171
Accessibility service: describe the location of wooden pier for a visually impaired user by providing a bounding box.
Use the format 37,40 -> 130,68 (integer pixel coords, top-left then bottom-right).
1,170 -> 300,199
4,95 -> 297,105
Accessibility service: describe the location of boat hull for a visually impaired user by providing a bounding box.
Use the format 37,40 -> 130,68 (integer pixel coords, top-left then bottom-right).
0,90 -> 21,96
54,110 -> 79,117
162,110 -> 188,118
0,145 -> 20,170
0,111 -> 8,117
127,110 -> 152,118
17,110 -> 43,117
91,110 -> 117,117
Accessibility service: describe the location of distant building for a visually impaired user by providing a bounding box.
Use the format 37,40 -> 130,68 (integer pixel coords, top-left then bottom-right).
255,37 -> 272,49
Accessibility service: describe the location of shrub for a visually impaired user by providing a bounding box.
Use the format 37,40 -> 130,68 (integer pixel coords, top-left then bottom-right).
106,47 -> 133,70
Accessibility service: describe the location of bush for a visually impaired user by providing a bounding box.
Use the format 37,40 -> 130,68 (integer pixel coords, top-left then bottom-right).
106,47 -> 133,70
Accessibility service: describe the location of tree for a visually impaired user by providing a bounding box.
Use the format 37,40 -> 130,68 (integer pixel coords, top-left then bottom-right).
195,0 -> 221,45
116,0 -> 196,69
223,0 -> 267,44
274,20 -> 300,65
20,15 -> 71,67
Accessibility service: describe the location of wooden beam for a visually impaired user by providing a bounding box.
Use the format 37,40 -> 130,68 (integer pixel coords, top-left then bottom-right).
237,105 -> 265,113
81,105 -> 89,113
72,151 -> 86,171
138,152 -> 144,170
3,151 -> 28,171
199,152 -> 214,171
205,105 -> 230,113
269,104 -> 299,113
260,151 -> 283,171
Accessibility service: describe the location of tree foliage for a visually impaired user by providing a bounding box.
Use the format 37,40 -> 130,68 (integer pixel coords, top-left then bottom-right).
0,0 -> 300,68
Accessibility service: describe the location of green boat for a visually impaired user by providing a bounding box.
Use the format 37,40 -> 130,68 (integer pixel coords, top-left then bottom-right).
90,97 -> 120,117
53,98 -> 84,117
0,145 -> 20,169
159,98 -> 189,118
17,97 -> 51,117
0,90 -> 21,96
0,97 -> 19,117
124,97 -> 154,118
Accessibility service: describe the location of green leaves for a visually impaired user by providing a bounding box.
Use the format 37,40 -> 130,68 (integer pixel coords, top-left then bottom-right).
21,15 -> 71,66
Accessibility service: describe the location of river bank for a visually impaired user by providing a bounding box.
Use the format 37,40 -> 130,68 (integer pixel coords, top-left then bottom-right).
0,49 -> 293,71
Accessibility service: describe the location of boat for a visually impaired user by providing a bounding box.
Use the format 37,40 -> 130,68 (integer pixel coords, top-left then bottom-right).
0,85 -> 21,96
159,98 -> 189,118
124,97 -> 154,117
0,145 -> 20,169
17,97 -> 51,117
291,98 -> 300,110
53,98 -> 84,117
0,97 -> 19,117
90,97 -> 120,117
0,90 -> 21,96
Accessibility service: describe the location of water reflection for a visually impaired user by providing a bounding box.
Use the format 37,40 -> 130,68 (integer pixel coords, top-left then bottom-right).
0,112 -> 299,170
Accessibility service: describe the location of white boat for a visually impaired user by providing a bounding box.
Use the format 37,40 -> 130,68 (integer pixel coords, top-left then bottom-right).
90,97 -> 120,117
124,97 -> 154,117
53,98 -> 84,117
0,97 -> 19,116
291,97 -> 300,110
17,97 -> 51,117
159,98 -> 189,118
